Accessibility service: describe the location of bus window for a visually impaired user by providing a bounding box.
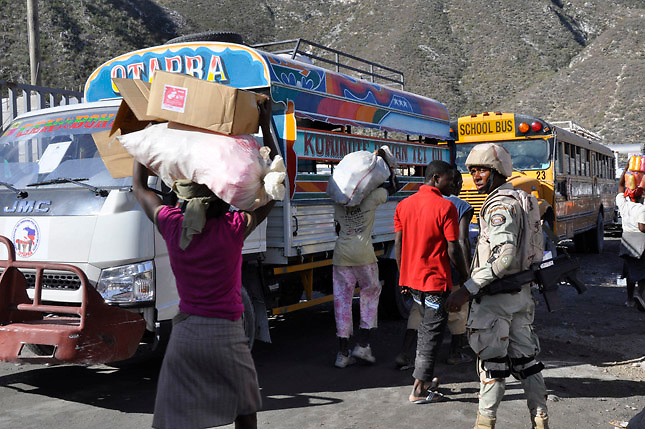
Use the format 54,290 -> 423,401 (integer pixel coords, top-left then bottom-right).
602,156 -> 607,178
581,148 -> 587,176
575,147 -> 581,176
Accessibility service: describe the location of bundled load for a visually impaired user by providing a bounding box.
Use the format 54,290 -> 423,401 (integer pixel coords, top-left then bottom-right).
625,155 -> 645,195
327,146 -> 395,206
119,123 -> 285,211
98,72 -> 286,211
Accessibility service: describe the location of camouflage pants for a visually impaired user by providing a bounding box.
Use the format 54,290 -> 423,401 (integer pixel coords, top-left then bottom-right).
467,284 -> 548,419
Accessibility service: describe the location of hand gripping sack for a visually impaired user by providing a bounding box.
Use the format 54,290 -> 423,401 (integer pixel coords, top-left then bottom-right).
495,188 -> 544,269
118,123 -> 286,210
326,148 -> 391,206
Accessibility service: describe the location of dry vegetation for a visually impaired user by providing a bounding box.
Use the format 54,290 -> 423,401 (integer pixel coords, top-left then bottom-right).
1,0 -> 643,144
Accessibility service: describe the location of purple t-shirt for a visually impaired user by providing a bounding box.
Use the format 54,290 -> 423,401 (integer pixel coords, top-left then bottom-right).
156,206 -> 246,321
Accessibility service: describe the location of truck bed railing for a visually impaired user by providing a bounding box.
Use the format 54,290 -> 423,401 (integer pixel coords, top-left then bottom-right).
1,79 -> 83,133
252,38 -> 405,89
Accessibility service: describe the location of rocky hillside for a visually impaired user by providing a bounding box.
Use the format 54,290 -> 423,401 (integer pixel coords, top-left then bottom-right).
1,0 -> 643,144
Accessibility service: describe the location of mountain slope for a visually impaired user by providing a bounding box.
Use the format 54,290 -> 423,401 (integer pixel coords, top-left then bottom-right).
0,0 -> 643,144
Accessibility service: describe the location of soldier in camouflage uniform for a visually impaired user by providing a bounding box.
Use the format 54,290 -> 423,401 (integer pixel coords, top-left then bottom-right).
446,143 -> 549,429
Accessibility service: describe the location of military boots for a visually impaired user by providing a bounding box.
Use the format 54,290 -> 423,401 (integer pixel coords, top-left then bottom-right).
474,413 -> 496,429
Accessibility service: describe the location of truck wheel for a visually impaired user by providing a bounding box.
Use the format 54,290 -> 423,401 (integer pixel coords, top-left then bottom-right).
587,212 -> 604,254
165,31 -> 244,45
241,287 -> 256,349
378,259 -> 412,319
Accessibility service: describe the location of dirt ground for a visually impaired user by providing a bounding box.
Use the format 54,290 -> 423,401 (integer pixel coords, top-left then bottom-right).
0,236 -> 643,429
536,237 -> 645,383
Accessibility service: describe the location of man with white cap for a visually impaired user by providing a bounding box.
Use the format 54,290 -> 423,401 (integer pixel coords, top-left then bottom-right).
447,143 -> 549,429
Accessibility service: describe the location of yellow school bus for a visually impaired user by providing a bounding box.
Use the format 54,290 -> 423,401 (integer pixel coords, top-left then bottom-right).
451,112 -> 616,253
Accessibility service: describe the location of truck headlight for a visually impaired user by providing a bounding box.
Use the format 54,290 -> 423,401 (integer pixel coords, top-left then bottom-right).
97,261 -> 155,304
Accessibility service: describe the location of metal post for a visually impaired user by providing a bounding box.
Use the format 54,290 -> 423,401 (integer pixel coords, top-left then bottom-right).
27,0 -> 42,86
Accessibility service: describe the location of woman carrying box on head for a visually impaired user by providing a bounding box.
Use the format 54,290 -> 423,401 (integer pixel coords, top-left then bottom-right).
132,99 -> 278,429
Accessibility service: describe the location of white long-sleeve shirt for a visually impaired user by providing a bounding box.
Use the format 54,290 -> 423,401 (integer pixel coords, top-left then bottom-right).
616,193 -> 645,232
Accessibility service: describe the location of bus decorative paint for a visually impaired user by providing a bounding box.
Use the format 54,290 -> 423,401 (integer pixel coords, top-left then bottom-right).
296,128 -> 449,165
84,42 -> 450,140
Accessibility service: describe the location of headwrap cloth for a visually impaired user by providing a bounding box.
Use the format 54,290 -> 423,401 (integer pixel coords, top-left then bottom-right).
625,187 -> 643,202
172,180 -> 219,250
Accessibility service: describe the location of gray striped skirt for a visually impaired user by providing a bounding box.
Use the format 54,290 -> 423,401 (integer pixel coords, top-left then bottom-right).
152,315 -> 262,428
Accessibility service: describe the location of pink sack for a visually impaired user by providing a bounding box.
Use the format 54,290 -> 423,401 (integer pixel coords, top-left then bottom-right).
118,123 -> 285,210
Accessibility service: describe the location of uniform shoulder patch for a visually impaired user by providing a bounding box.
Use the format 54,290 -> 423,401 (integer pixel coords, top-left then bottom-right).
490,213 -> 507,226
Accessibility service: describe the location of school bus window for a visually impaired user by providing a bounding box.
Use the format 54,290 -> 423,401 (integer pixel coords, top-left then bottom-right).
601,156 -> 606,178
583,148 -> 589,176
556,141 -> 563,174
601,155 -> 606,178
453,139 -> 550,173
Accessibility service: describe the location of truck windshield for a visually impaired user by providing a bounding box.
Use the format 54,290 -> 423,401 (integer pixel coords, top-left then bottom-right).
0,106 -> 130,190
454,139 -> 551,173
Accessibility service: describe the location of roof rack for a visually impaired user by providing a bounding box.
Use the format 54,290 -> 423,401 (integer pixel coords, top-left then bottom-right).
251,38 -> 405,90
550,120 -> 603,141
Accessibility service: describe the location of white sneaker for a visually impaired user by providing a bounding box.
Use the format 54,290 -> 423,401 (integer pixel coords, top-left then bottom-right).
352,344 -> 376,364
335,352 -> 356,368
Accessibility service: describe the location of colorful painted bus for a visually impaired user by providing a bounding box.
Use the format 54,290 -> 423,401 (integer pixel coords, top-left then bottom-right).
0,37 -> 452,364
451,112 -> 616,254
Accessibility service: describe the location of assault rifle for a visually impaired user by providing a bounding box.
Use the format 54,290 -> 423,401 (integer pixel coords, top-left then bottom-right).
474,255 -> 586,312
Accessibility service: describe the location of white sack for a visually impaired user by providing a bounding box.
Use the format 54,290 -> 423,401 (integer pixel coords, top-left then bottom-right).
327,148 -> 391,206
118,123 -> 285,211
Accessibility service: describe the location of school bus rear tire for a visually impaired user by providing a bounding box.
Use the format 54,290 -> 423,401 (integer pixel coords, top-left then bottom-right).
587,212 -> 604,254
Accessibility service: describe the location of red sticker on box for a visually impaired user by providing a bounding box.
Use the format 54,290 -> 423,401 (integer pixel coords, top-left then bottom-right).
161,84 -> 187,113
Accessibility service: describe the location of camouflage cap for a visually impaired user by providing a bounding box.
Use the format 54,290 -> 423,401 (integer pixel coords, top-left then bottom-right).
465,143 -> 513,177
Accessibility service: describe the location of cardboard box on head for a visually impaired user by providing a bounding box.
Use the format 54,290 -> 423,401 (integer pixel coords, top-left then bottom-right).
95,74 -> 268,178
147,70 -> 268,135
93,78 -> 161,179
92,129 -> 134,179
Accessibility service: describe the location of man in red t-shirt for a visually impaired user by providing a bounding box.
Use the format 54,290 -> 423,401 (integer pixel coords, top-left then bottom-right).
394,159 -> 470,404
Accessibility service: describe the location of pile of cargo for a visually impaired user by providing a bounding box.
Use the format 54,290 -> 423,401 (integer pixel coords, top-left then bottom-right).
326,146 -> 396,206
95,70 -> 285,210
625,155 -> 645,191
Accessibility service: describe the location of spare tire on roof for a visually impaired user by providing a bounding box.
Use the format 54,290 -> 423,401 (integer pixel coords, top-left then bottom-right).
165,31 -> 244,45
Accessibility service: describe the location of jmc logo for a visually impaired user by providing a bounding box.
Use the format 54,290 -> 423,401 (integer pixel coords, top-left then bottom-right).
4,200 -> 51,213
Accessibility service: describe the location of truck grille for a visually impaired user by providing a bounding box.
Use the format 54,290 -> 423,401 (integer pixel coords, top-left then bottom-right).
459,190 -> 487,222
23,272 -> 82,291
